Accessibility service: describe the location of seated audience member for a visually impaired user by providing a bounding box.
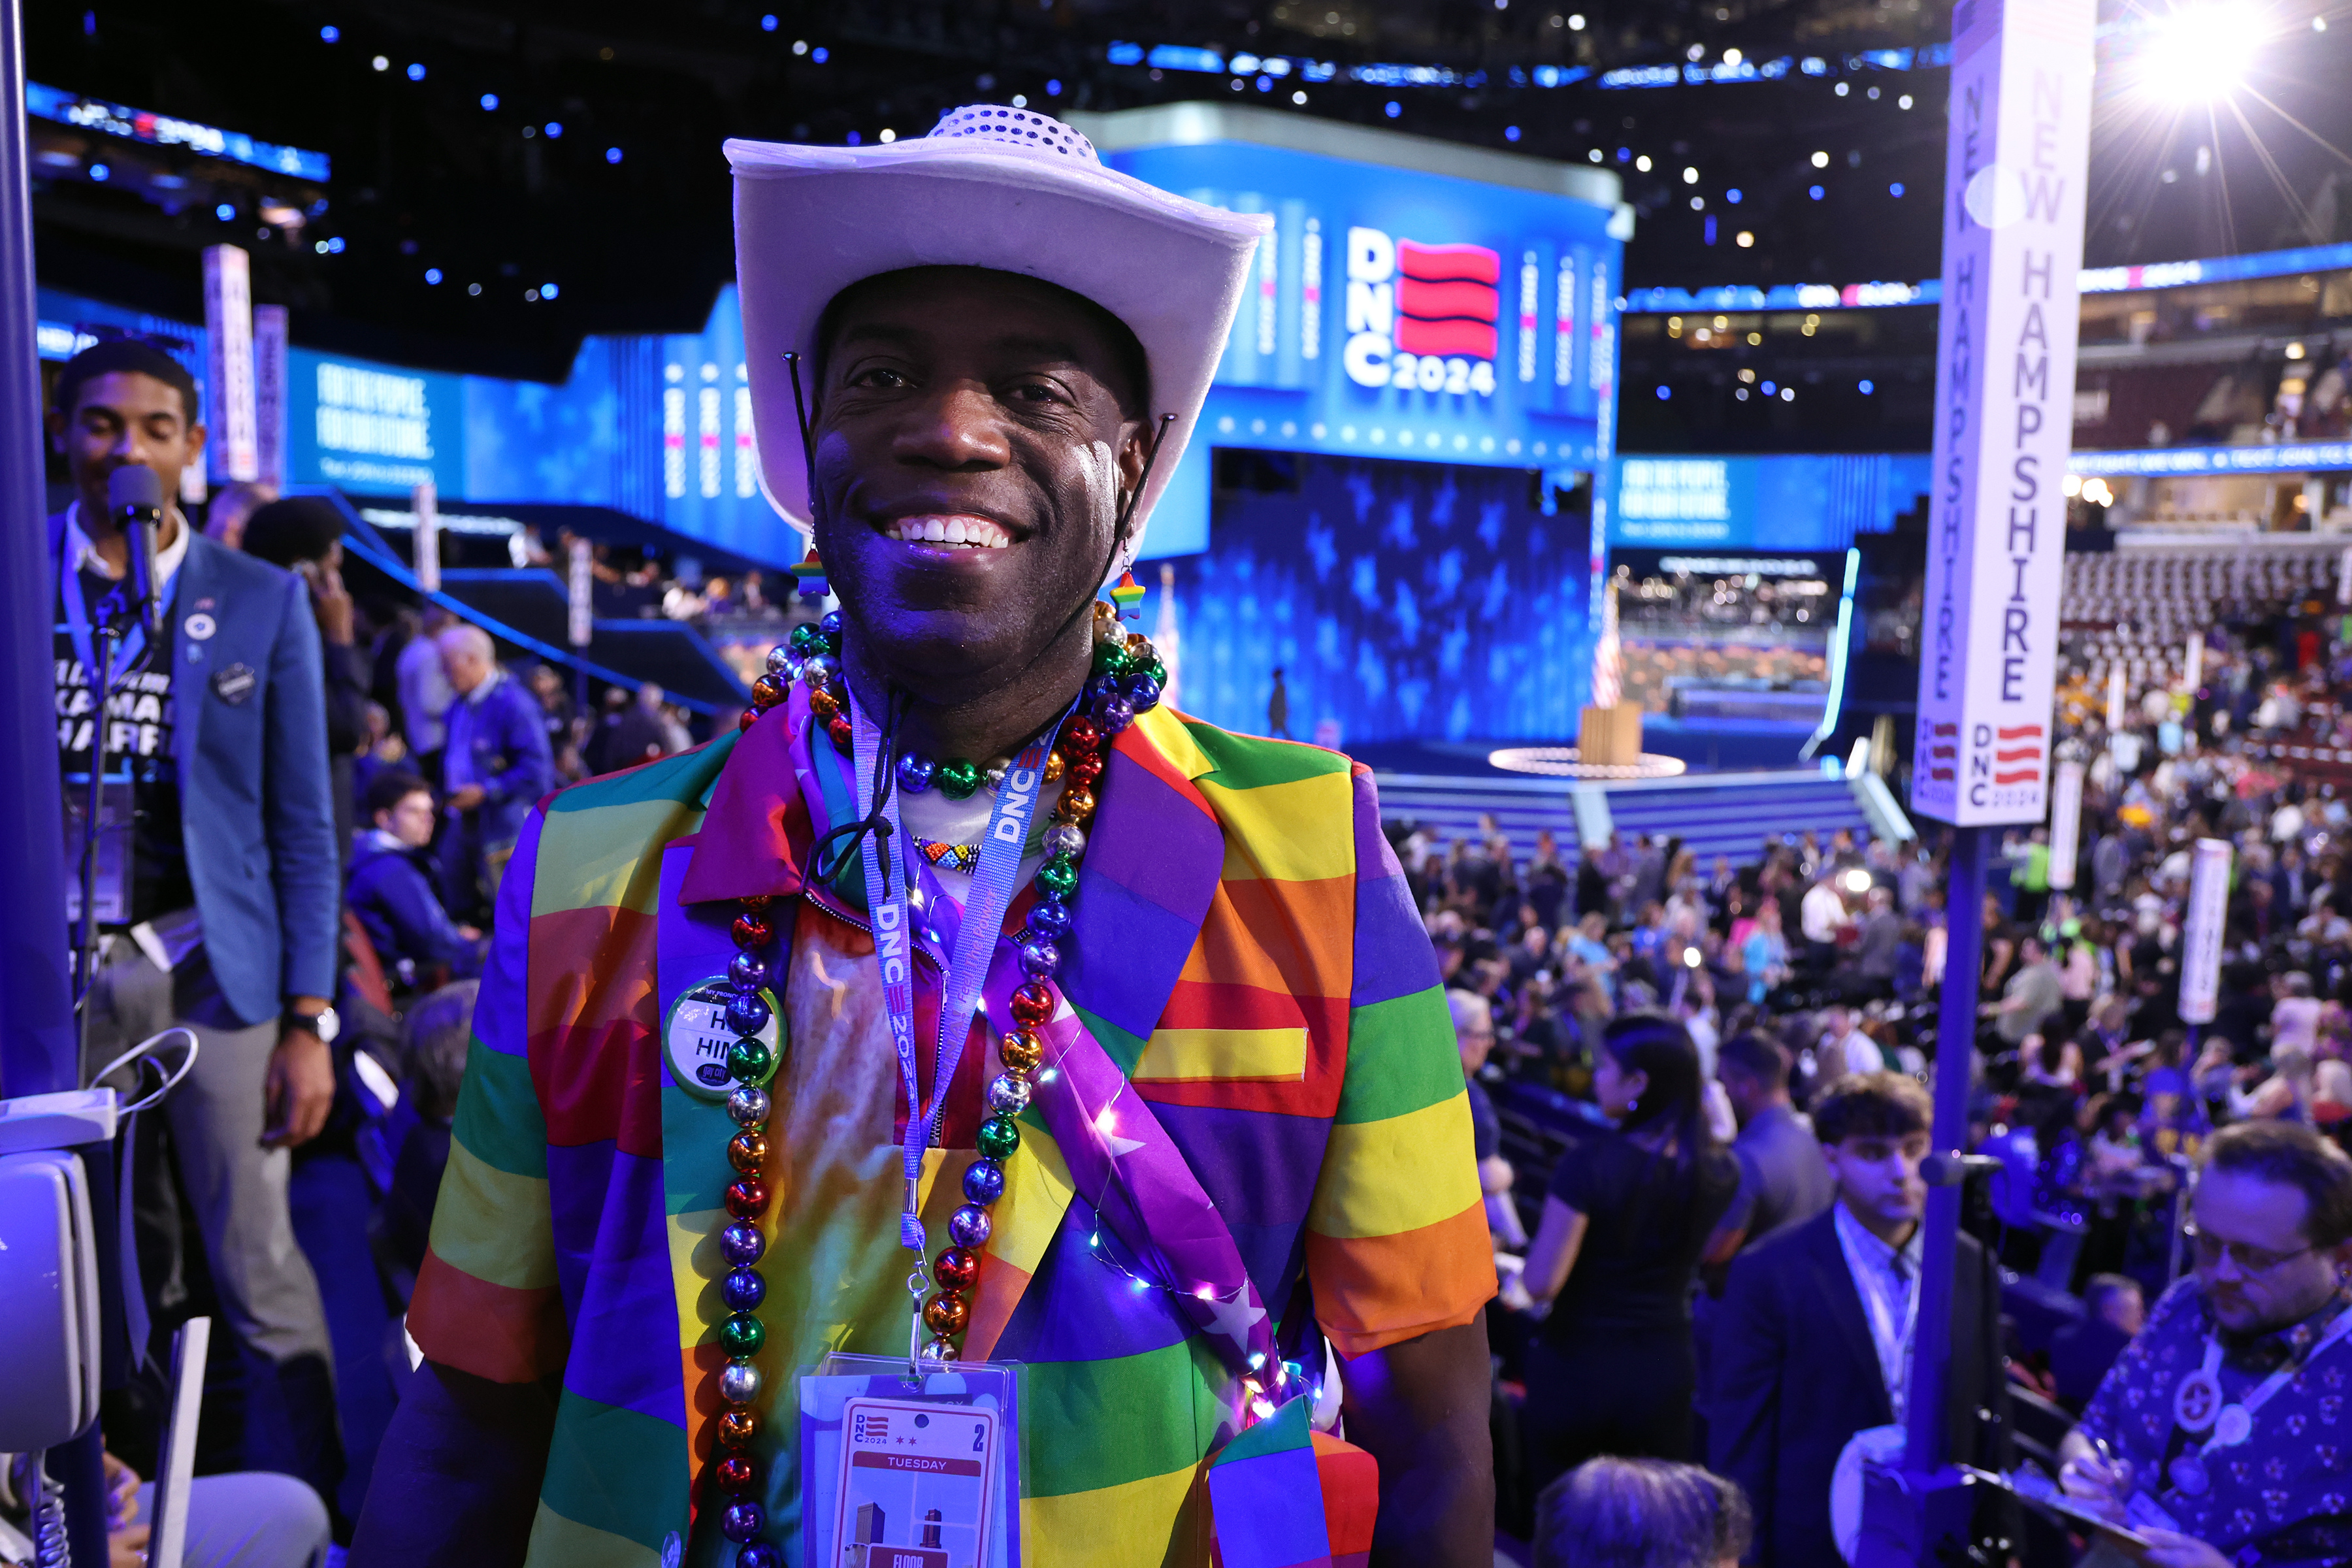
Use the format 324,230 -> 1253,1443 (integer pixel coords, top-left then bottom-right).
0,1450 -> 329,1568
1450,989 -> 1522,1244
347,772 -> 487,988
1711,1072 -> 2009,1566
382,981 -> 477,1286
1712,1032 -> 1835,1257
1514,1013 -> 1741,1486
1533,1457 -> 1754,1568
2060,1122 -> 2352,1567
2049,1272 -> 2146,1412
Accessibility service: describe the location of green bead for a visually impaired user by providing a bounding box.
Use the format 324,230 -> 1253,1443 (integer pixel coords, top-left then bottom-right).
1139,657 -> 1167,687
1034,855 -> 1078,898
976,1116 -> 1022,1161
719,1312 -> 766,1357
1090,642 -> 1132,679
936,757 -> 983,800
727,1038 -> 775,1085
788,623 -> 822,655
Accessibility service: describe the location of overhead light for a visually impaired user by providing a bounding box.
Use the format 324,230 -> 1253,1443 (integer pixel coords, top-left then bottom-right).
2136,1 -> 2266,103
425,267 -> 444,284
216,202 -> 235,220
1810,149 -> 1830,168
1635,154 -> 1652,171
371,54 -> 388,71
544,121 -> 563,137
542,282 -> 559,299
481,92 -> 499,110
761,13 -> 778,29
879,128 -> 897,142
406,62 -> 425,80
1293,90 -> 1308,104
793,39 -> 809,54
1568,11 -> 1585,25
1735,230 -> 1754,247
467,282 -> 483,295
606,146 -> 623,163
319,25 -> 340,42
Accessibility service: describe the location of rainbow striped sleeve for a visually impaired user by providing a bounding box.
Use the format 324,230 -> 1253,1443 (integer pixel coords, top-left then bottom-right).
1303,764 -> 1493,1356
410,806 -> 570,1382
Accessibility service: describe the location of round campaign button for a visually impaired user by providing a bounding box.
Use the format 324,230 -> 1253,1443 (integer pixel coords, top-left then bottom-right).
2173,1368 -> 2223,1433
662,980 -> 781,1100
2212,1403 -> 2253,1448
183,612 -> 217,642
2168,1454 -> 2210,1496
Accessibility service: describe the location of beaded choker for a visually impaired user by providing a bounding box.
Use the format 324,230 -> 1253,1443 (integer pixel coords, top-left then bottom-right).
700,582 -> 1166,1564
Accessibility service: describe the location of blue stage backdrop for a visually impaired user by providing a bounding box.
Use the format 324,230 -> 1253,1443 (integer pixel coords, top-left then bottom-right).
1174,452 -> 1592,746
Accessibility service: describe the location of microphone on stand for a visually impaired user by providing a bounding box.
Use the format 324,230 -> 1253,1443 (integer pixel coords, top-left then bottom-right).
108,464 -> 167,639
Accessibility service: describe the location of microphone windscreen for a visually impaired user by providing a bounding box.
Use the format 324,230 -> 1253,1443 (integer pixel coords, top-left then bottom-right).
108,464 -> 165,512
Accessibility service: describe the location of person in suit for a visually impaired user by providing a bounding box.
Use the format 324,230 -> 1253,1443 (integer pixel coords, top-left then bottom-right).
47,339 -> 343,1501
1709,1072 -> 2009,1565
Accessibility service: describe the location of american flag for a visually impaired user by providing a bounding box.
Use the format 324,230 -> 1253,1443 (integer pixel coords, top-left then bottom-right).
1590,579 -> 1622,710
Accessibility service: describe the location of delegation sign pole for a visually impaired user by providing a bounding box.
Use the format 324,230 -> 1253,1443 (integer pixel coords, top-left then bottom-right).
1862,0 -> 2095,1561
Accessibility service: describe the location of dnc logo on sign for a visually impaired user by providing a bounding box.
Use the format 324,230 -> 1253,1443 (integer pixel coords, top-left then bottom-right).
1341,227 -> 1501,398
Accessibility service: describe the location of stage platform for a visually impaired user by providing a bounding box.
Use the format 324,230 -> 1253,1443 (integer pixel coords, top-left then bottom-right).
1352,738 -> 1910,865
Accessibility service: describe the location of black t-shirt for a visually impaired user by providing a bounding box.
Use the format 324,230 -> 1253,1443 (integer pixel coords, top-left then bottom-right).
57,563 -> 189,926
1541,1124 -> 1739,1339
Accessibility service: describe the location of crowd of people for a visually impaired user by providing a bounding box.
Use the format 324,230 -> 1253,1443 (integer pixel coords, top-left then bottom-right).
1423,609 -> 2352,1563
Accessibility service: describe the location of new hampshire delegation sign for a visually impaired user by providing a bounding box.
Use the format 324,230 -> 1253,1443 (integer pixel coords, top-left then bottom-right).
1910,0 -> 2093,826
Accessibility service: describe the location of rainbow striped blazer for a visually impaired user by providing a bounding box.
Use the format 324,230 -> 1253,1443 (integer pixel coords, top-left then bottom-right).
409,694 -> 1492,1567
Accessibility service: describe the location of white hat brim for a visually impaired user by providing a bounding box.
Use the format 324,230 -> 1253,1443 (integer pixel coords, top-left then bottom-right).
727,136 -> 1271,560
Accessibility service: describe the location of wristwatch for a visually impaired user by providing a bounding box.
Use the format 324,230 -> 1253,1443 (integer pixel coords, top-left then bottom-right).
284,1004 -> 341,1044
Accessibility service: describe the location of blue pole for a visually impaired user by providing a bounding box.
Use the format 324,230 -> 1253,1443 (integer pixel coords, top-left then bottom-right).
1905,823 -> 1987,1468
0,0 -> 77,1098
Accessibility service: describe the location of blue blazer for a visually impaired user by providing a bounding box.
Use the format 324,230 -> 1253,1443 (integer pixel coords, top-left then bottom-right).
52,515 -> 340,1025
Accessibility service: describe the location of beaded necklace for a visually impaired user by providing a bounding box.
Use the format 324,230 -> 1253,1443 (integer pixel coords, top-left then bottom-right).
701,581 -> 1166,1564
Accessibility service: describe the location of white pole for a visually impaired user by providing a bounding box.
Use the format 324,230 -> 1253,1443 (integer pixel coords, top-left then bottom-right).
413,480 -> 441,593
2179,838 -> 2234,1025
2048,758 -> 2083,890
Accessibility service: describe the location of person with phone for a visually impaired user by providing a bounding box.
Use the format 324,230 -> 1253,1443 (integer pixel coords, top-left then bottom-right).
2058,1121 -> 2352,1568
242,497 -> 374,866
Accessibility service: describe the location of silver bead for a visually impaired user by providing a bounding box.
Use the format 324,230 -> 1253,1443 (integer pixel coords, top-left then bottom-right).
1043,822 -> 1086,859
764,645 -> 794,675
983,760 -> 1008,791
728,1086 -> 771,1126
985,1073 -> 1033,1115
919,1337 -> 960,1364
719,1360 -> 762,1404
800,651 -> 837,685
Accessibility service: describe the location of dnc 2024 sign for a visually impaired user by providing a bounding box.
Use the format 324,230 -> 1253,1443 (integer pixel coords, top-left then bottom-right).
1079,114 -> 1626,539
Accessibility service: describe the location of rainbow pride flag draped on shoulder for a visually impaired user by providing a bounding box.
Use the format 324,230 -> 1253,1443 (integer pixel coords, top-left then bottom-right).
409,689 -> 1492,1567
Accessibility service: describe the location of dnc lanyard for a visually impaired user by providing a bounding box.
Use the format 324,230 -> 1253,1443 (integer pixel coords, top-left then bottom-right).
849,696 -> 1062,1255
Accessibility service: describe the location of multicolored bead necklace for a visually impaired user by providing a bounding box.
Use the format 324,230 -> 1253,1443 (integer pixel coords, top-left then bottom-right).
699,576 -> 1166,1564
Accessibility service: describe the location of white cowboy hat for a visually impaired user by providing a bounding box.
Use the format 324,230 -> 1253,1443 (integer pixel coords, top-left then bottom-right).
727,106 -> 1270,566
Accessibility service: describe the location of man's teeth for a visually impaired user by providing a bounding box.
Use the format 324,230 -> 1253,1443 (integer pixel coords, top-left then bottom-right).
885,515 -> 1012,549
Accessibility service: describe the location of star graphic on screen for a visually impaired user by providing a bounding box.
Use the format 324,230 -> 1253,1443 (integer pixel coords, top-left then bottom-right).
1197,1284 -> 1266,1349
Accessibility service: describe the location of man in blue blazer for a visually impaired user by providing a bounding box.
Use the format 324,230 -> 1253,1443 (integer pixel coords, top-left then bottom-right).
48,340 -> 343,1498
